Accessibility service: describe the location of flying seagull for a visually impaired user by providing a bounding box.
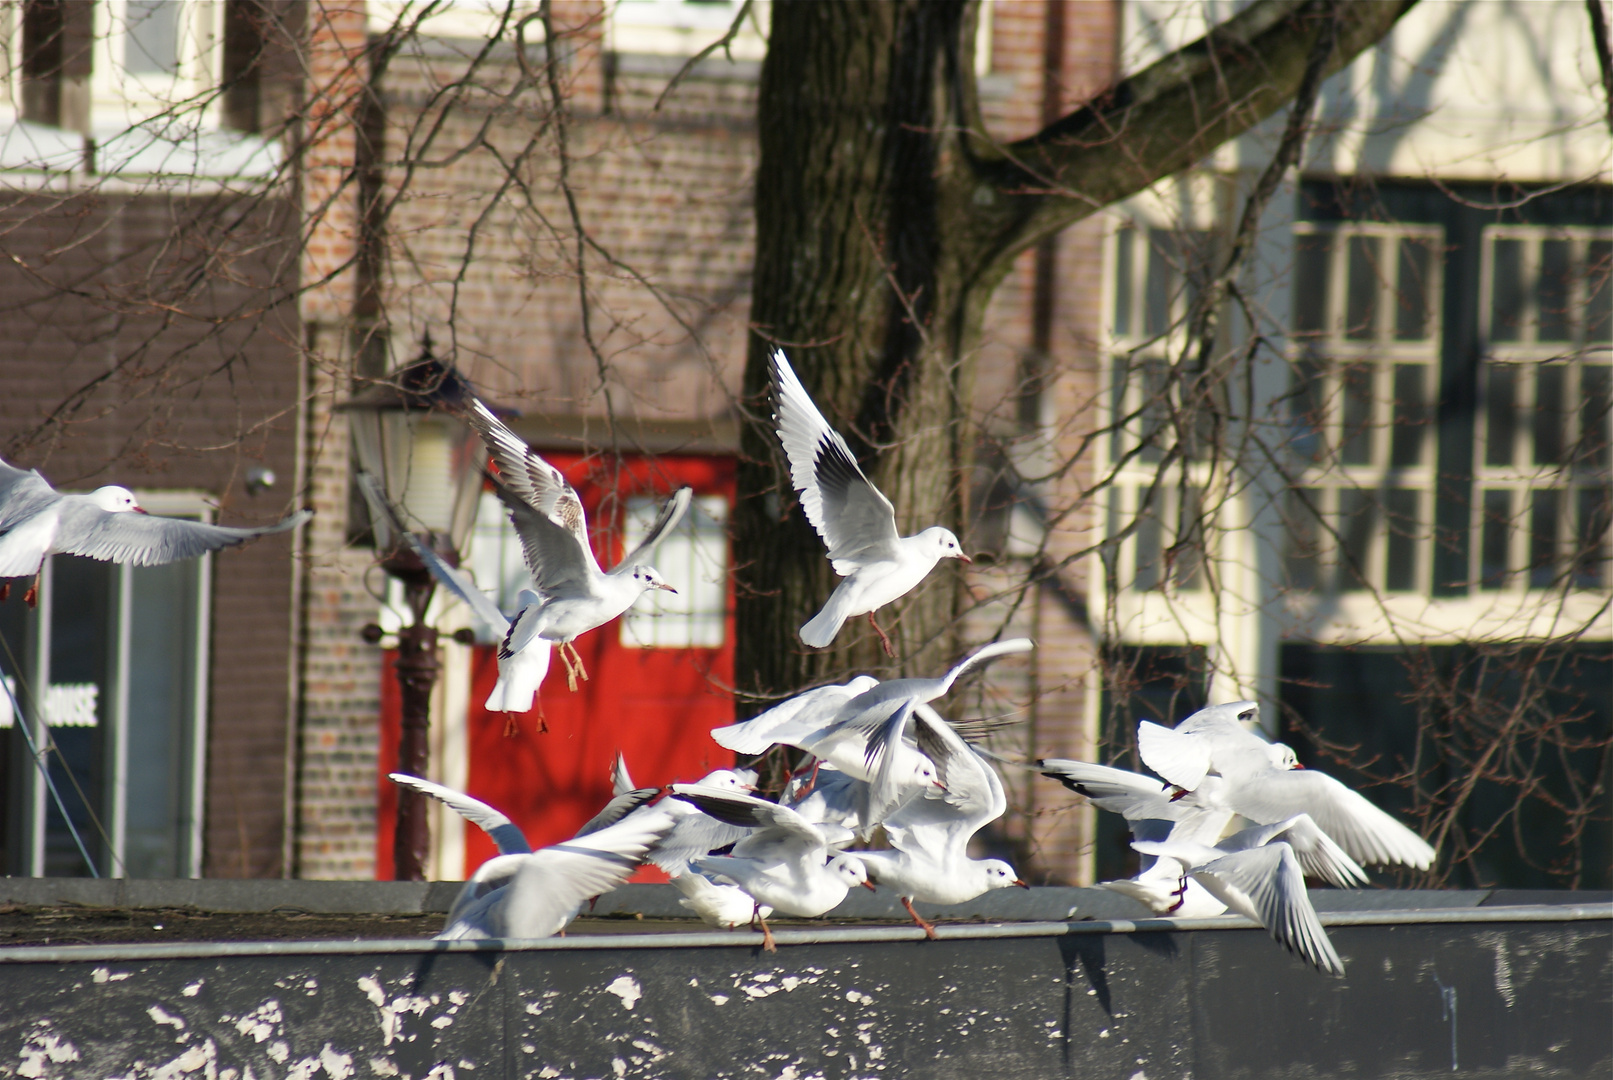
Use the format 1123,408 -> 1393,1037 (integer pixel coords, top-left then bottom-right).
462,399 -> 691,689
770,349 -> 969,656
0,455 -> 310,605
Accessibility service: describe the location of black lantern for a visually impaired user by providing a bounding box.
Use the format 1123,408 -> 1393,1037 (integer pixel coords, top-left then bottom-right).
339,340 -> 482,882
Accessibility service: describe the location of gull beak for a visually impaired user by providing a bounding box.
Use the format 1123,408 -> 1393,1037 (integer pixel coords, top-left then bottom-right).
932,779 -> 949,793
654,582 -> 678,593
956,552 -> 973,564
133,506 -> 149,515
1013,879 -> 1030,889
1292,762 -> 1306,770
862,880 -> 877,891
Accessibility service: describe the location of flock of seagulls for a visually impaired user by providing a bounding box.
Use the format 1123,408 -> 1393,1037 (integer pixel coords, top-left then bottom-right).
371,348 -> 1437,973
0,348 -> 1441,978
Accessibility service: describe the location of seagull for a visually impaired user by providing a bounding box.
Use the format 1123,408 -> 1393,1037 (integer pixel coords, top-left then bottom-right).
770,349 -> 969,655
672,870 -> 774,930
0,455 -> 310,606
709,677 -> 880,756
852,706 -> 1027,939
1136,704 -> 1437,871
673,784 -> 874,952
386,771 -> 666,939
465,398 -> 691,690
408,536 -> 551,729
1037,757 -> 1235,916
1131,814 -> 1367,976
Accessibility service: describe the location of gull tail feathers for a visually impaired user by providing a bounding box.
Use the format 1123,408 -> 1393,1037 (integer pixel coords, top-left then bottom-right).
800,593 -> 854,649
484,643 -> 551,713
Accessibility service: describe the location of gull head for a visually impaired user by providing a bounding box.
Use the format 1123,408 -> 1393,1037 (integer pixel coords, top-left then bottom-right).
630,566 -> 677,593
829,853 -> 874,890
918,526 -> 970,564
979,859 -> 1030,890
1268,742 -> 1303,770
89,486 -> 147,514
696,768 -> 758,793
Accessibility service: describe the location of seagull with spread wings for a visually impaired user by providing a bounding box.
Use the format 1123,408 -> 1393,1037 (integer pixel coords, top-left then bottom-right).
770,349 -> 969,656
463,400 -> 691,690
0,455 -> 310,606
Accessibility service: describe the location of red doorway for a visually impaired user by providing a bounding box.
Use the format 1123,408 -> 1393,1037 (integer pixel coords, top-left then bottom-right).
376,452 -> 737,880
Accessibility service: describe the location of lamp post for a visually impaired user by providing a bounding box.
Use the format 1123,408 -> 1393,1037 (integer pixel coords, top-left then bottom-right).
341,344 -> 481,882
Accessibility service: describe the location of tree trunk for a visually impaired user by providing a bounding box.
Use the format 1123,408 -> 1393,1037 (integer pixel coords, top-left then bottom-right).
733,0 -> 1418,709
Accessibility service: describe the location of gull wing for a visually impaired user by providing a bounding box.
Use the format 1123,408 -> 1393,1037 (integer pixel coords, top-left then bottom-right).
1136,721 -> 1211,791
408,534 -> 511,634
883,721 -> 1005,864
1194,844 -> 1346,976
770,349 -> 901,571
933,638 -> 1035,696
708,677 -> 879,755
615,486 -> 693,571
647,804 -> 757,875
670,785 -> 823,849
388,772 -> 530,855
55,502 -> 310,567
573,787 -> 663,838
465,400 -> 601,577
497,809 -> 676,938
1224,768 -> 1436,870
492,479 -> 600,598
0,457 -> 59,531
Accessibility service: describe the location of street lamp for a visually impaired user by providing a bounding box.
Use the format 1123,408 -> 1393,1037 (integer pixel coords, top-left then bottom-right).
340,341 -> 482,882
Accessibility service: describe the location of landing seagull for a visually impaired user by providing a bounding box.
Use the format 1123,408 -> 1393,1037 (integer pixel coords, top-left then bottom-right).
464,399 -> 691,690
770,349 -> 969,655
0,455 -> 310,606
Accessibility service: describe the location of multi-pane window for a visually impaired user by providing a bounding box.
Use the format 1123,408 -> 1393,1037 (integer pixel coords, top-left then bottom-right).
1476,227 -> 1612,591
0,506 -> 210,879
620,495 -> 729,648
1285,224 -> 1442,594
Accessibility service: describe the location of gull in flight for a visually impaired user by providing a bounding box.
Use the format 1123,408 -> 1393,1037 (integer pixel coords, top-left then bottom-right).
388,771 -> 671,940
770,349 -> 969,656
409,536 -> 551,730
0,455 -> 310,606
1132,813 -> 1367,976
852,704 -> 1028,938
673,784 -> 874,952
464,400 -> 690,690
1138,702 -> 1437,871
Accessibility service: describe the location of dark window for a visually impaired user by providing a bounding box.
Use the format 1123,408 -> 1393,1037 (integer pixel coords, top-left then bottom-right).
1395,236 -> 1433,341
1479,489 -> 1511,589
1285,488 -> 1322,592
1344,235 -> 1381,340
1579,365 -> 1611,469
1529,489 -> 1560,589
1340,362 -> 1374,465
1587,240 -> 1612,343
1536,240 -> 1573,343
1133,491 -> 1161,592
1384,488 -> 1419,591
1112,227 -> 1133,337
1534,365 -> 1566,466
1390,364 -> 1428,467
1337,488 -> 1376,591
1484,365 -> 1517,468
1174,487 -> 1204,591
1293,233 -> 1331,335
1289,356 -> 1326,462
1574,487 -> 1611,589
1490,239 -> 1525,342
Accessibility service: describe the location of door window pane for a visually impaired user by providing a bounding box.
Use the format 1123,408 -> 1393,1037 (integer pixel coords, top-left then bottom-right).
1529,490 -> 1560,589
125,0 -> 181,75
1144,229 -> 1176,338
1534,365 -> 1566,466
1575,487 -> 1611,589
1485,365 -> 1517,468
1344,235 -> 1381,341
1285,488 -> 1323,591
1293,233 -> 1331,336
1113,227 -> 1134,337
1174,487 -> 1204,592
1340,363 -> 1374,466
620,495 -> 729,649
1490,239 -> 1525,343
1586,240 -> 1612,343
1134,491 -> 1161,592
1480,489 -> 1511,590
1395,237 -> 1433,341
1536,240 -> 1573,343
1337,489 -> 1376,592
45,558 -> 112,876
1384,489 -> 1419,592
1580,366 -> 1611,469
1288,356 -> 1325,462
1390,364 -> 1428,467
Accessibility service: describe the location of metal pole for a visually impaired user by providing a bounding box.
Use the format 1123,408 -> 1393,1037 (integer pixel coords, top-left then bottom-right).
386,548 -> 442,882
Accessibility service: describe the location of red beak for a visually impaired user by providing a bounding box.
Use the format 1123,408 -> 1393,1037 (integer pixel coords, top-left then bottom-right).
655,583 -> 678,593
862,880 -> 877,891
1014,879 -> 1030,889
956,553 -> 973,564
133,506 -> 149,514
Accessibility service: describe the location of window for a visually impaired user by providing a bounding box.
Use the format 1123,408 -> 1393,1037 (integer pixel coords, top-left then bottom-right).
19,0 -> 94,130
1283,224 -> 1443,595
0,509 -> 210,878
123,0 -> 181,76
1475,226 -> 1612,592
620,495 -> 728,648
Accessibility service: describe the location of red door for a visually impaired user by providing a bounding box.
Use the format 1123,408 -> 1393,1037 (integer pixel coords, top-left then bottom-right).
376,453 -> 737,881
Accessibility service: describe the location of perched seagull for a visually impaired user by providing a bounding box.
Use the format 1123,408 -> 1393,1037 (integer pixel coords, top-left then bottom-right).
465,398 -> 690,690
1137,704 -> 1437,871
852,707 -> 1027,939
781,761 -> 868,836
0,455 -> 310,606
409,536 -> 551,728
674,784 -> 874,952
770,349 -> 969,655
1132,814 -> 1367,976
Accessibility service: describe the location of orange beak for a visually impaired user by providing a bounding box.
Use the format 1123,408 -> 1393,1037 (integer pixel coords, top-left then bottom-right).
1014,879 -> 1030,889
862,880 -> 877,891
133,506 -> 149,514
654,582 -> 678,593
956,553 -> 973,564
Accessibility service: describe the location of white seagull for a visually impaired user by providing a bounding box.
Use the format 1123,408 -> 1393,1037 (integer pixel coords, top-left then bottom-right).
1138,703 -> 1437,871
674,784 -> 874,952
1132,813 -> 1367,976
465,399 -> 691,690
409,536 -> 551,724
385,771 -> 667,939
0,455 -> 310,605
852,705 -> 1027,938
770,349 -> 969,655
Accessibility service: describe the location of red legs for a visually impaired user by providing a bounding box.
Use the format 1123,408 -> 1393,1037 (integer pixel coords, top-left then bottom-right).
754,903 -> 777,953
1168,873 -> 1189,914
792,758 -> 824,799
0,583 -> 9,602
501,701 -> 547,739
867,613 -> 895,659
558,641 -> 589,692
901,896 -> 939,941
23,574 -> 39,608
